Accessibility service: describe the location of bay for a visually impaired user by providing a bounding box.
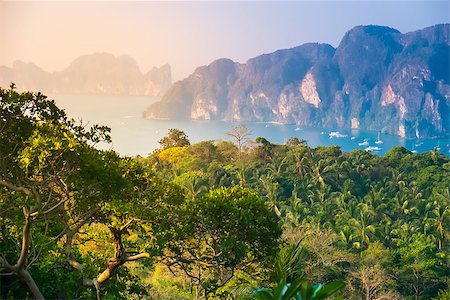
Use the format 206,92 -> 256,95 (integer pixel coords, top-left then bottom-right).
52,94 -> 450,157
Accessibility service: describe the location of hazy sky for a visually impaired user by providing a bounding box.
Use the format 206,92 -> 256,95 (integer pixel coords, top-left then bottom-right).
1,1 -> 448,80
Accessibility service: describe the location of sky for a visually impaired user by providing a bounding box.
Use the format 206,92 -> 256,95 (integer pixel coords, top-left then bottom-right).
0,1 -> 448,81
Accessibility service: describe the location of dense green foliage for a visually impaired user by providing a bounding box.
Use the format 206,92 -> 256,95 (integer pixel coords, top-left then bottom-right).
146,130 -> 449,299
1,87 -> 449,299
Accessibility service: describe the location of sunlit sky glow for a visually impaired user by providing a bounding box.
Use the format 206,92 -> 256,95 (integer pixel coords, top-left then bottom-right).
1,1 -> 448,80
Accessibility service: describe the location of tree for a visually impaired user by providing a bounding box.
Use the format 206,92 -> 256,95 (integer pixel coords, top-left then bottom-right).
225,125 -> 253,154
67,155 -> 185,299
348,208 -> 376,250
158,128 -> 190,150
163,186 -> 281,298
271,242 -> 305,283
225,125 -> 253,186
396,233 -> 447,299
282,225 -> 355,284
285,137 -> 307,148
172,171 -> 207,200
0,86 -> 110,299
0,87 -> 187,299
347,242 -> 395,300
349,265 -> 392,300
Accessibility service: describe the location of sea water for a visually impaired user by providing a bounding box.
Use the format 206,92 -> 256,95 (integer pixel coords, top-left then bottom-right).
52,94 -> 450,157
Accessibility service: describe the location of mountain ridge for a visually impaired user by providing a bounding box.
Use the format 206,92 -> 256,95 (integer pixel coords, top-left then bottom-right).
0,53 -> 172,97
145,24 -> 450,138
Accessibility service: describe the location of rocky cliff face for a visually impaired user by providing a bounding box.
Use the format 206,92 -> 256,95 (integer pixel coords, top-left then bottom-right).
145,24 -> 449,138
0,53 -> 171,97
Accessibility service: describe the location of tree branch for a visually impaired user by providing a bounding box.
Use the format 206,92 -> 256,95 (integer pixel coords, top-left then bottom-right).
15,207 -> 32,269
125,252 -> 150,262
65,207 -> 100,260
0,272 -> 14,276
120,218 -> 136,232
31,195 -> 68,217
0,179 -> 31,196
0,255 -> 12,269
1,207 -> 45,300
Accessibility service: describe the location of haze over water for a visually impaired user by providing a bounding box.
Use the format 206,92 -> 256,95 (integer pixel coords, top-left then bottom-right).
53,94 -> 450,157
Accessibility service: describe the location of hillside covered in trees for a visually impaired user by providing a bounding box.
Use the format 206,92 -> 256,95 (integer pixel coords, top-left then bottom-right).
1,87 -> 449,299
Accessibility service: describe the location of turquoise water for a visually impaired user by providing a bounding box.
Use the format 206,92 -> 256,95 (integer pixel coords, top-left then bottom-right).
52,94 -> 450,157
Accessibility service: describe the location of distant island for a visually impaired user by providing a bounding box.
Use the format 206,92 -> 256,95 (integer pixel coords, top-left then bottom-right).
145,24 -> 450,139
0,53 -> 171,97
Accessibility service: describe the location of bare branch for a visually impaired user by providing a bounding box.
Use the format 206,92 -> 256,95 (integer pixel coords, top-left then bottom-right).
31,187 -> 41,204
69,259 -> 84,271
0,179 -> 31,196
30,196 -> 68,217
15,207 -> 32,269
217,268 -> 235,288
125,252 -> 150,262
120,218 -> 136,232
83,278 -> 101,300
166,255 -> 217,268
0,272 -> 14,276
0,255 -> 12,269
178,265 -> 202,283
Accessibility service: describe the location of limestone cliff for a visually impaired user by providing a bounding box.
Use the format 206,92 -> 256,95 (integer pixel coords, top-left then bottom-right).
0,53 -> 171,97
145,24 -> 450,138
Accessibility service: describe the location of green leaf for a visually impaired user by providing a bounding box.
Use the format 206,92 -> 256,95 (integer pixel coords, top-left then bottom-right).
283,278 -> 305,299
313,281 -> 345,299
254,288 -> 274,300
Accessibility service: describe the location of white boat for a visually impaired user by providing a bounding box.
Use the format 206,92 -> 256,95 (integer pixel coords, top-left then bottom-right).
329,131 -> 348,138
351,136 -> 356,140
412,150 -> 418,154
358,139 -> 369,146
295,127 -> 301,131
375,132 -> 383,144
365,146 -> 382,151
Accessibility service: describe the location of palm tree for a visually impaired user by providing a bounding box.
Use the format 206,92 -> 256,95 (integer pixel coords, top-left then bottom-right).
424,190 -> 450,250
266,153 -> 288,178
286,146 -> 311,180
348,208 -> 376,249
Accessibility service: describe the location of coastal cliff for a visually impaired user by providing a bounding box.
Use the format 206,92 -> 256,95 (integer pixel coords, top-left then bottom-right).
145,24 -> 449,138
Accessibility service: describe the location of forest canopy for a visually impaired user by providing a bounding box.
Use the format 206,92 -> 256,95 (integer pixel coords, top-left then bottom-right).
1,87 -> 449,299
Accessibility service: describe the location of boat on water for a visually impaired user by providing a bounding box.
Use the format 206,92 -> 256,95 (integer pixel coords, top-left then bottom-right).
365,146 -> 382,152
358,139 -> 369,146
329,131 -> 348,138
375,132 -> 383,144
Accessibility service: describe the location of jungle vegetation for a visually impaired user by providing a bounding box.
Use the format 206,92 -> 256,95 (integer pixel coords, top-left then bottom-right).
0,86 -> 448,299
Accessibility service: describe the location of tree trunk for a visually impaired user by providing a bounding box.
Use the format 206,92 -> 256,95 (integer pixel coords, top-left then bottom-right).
84,223 -> 150,299
17,268 -> 45,300
96,227 -> 126,285
0,207 -> 45,300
